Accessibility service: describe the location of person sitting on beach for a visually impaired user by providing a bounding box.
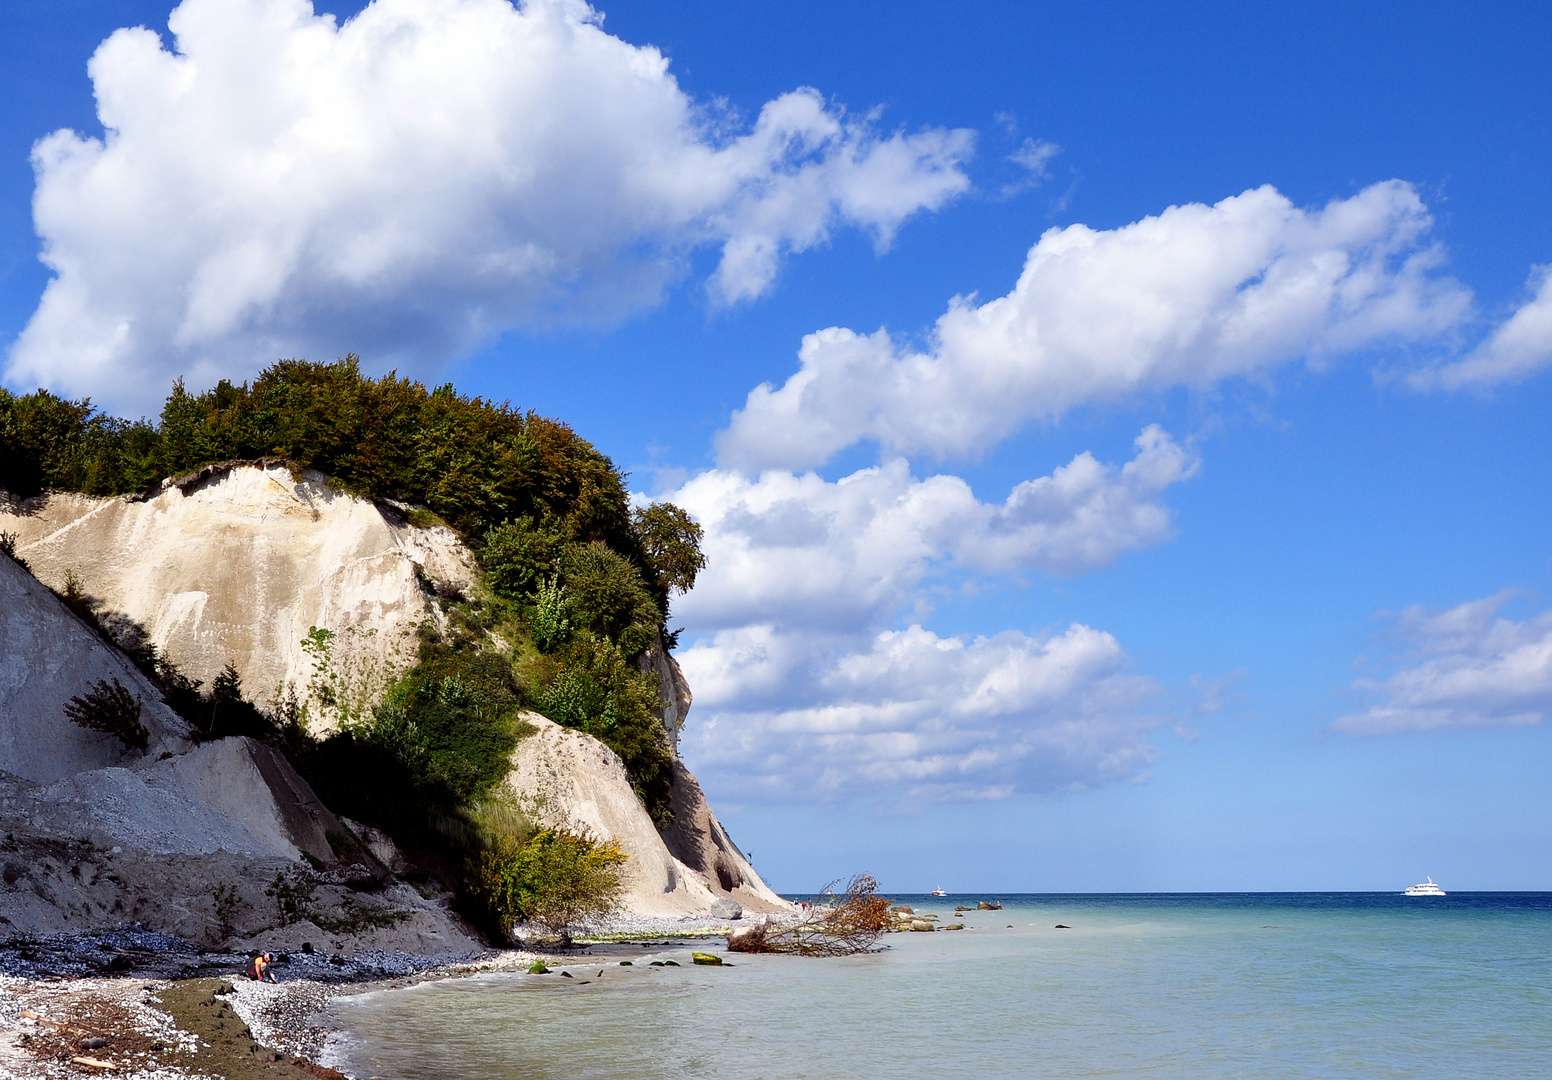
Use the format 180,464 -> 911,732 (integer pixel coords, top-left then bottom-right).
247,952 -> 277,982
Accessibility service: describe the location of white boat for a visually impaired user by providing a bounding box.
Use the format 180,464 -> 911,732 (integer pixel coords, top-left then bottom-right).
1404,877 -> 1446,896
930,887 -> 947,897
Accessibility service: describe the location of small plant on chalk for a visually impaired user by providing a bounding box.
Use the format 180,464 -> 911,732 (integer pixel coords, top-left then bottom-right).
0,531 -> 25,570
265,866 -> 318,927
210,882 -> 248,942
64,678 -> 150,753
528,575 -> 571,652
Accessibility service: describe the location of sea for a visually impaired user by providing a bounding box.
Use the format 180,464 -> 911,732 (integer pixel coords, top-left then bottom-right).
320,893 -> 1552,1079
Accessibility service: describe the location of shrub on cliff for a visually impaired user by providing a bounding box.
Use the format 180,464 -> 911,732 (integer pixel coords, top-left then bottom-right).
471,828 -> 626,942
536,632 -> 674,828
559,541 -> 662,658
302,637 -> 533,832
64,678 -> 150,753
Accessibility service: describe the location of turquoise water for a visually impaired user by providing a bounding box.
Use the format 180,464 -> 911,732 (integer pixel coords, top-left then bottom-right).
323,894 -> 1552,1079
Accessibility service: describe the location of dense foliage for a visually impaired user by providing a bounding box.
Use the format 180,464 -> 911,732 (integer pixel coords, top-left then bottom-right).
299,621 -> 535,840
1,357 -> 642,563
471,828 -> 627,940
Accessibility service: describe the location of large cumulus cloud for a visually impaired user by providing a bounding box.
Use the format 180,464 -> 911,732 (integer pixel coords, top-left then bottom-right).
7,0 -> 972,410
715,181 -> 1552,471
659,429 -> 1191,802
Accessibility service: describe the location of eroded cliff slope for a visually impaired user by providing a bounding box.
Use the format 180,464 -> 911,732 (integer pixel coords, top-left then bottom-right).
0,553 -> 480,953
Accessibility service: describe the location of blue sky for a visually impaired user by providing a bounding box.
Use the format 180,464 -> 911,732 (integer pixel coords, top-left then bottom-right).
4,0 -> 1551,891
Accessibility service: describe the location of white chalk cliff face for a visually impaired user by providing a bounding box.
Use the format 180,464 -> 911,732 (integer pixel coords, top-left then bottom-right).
0,553 -> 479,951
506,714 -> 786,917
1,462 -> 790,919
0,460 -> 473,724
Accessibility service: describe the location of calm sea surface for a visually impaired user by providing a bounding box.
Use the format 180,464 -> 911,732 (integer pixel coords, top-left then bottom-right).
321,894 -> 1552,1079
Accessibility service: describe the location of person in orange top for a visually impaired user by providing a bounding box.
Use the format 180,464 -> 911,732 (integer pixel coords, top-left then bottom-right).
247,952 -> 276,982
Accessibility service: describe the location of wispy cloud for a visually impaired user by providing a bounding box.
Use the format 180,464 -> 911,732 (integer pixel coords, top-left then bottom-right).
1335,592 -> 1552,735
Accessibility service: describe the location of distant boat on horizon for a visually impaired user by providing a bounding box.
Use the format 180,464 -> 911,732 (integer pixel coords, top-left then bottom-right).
930,887 -> 947,897
1404,878 -> 1446,896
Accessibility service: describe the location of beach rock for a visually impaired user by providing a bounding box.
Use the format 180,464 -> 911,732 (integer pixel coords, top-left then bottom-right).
691,952 -> 723,965
528,961 -> 549,974
978,901 -> 1002,910
909,920 -> 934,932
1054,924 -> 1071,929
890,904 -> 914,914
710,897 -> 743,920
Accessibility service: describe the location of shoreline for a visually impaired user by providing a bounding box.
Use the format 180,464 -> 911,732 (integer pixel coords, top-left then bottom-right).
0,915 -> 784,1078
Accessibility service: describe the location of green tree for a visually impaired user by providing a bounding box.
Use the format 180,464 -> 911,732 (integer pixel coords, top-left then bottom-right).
632,502 -> 707,597
471,829 -> 626,941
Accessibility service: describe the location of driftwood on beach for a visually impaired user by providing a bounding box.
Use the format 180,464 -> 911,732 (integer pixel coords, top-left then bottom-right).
726,874 -> 892,956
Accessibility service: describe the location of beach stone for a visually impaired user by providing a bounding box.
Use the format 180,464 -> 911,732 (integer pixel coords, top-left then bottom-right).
890,904 -> 914,914
528,961 -> 549,974
710,897 -> 743,920
619,960 -> 633,965
691,952 -> 723,965
909,920 -> 934,932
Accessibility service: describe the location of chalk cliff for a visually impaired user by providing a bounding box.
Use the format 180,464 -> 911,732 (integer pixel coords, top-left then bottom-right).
0,461 -> 473,725
0,463 -> 789,926
504,714 -> 785,917
0,553 -> 480,952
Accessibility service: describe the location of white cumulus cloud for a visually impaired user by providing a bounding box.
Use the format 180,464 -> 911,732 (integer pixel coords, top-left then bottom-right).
717,181 -> 1473,471
1406,267 -> 1552,390
677,622 -> 1160,803
660,428 -> 1187,802
1334,592 -> 1552,735
670,425 -> 1197,636
6,0 -> 972,410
